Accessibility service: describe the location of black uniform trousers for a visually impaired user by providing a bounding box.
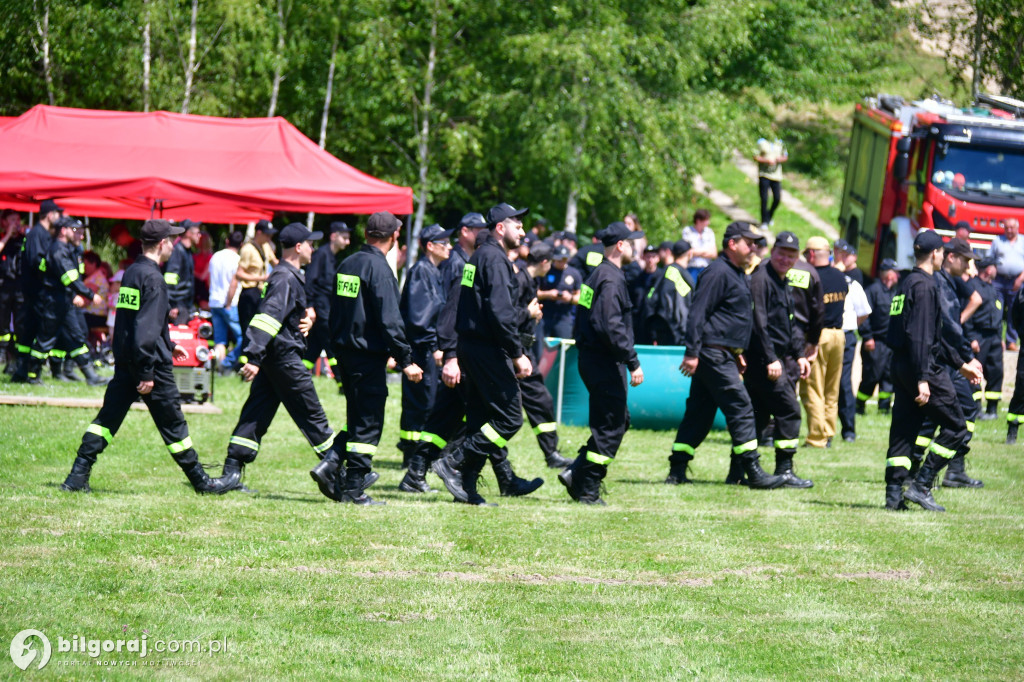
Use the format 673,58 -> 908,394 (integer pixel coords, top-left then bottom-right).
746,357 -> 802,457
885,357 -> 968,486
672,346 -> 759,466
916,367 -> 977,455
336,350 -> 389,472
837,331 -> 857,439
77,363 -> 200,468
520,342 -> 559,456
578,347 -> 629,463
227,351 -> 342,466
1007,357 -> 1024,426
400,345 -> 440,448
14,289 -> 42,365
857,339 -> 893,408
456,338 -> 522,468
0,284 -> 21,358
237,287 -> 262,340
29,290 -> 87,370
301,310 -> 338,377
50,306 -> 92,369
413,380 -> 467,463
976,333 -> 1003,406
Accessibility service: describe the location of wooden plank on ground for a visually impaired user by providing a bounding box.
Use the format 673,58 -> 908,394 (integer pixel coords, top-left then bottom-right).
0,394 -> 222,414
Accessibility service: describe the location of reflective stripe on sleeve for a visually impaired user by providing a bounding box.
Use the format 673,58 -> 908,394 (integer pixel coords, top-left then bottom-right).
248,313 -> 282,337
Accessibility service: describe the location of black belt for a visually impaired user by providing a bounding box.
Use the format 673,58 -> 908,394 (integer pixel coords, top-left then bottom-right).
707,344 -> 743,356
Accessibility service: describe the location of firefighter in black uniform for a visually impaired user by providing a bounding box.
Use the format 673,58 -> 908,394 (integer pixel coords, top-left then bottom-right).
644,239 -> 694,346
398,223 -> 453,464
514,241 -> 572,469
0,210 -> 25,370
164,219 -> 200,323
744,232 -> 813,488
61,220 -> 225,494
215,223 -> 349,501
559,222 -> 645,504
968,255 -> 1004,420
1006,286 -> 1024,443
884,231 -> 982,511
331,212 -> 424,505
439,212 -> 487,294
22,217 -> 108,386
856,258 -> 898,414
536,245 -> 582,338
12,199 -> 61,383
568,235 -> 605,279
667,222 -> 785,489
912,238 -> 986,490
302,221 -> 351,378
438,203 -> 539,506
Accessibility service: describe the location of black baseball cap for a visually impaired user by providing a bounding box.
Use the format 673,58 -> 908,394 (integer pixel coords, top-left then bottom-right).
878,258 -> 898,272
420,223 -> 454,243
913,230 -> 944,252
255,219 -> 277,235
522,232 -> 536,246
279,222 -> 323,248
658,240 -> 674,251
39,199 -> 64,214
366,211 -> 403,238
486,203 -> 529,227
600,221 -> 645,247
553,245 -> 571,260
328,221 -> 351,235
978,254 -> 999,269
834,238 -> 855,255
559,231 -> 578,244
643,244 -> 658,254
723,221 -> 761,242
774,231 -> 800,250
459,212 -> 487,230
944,237 -> 977,260
671,239 -> 692,257
180,219 -> 202,230
56,216 -> 83,230
141,219 -> 184,241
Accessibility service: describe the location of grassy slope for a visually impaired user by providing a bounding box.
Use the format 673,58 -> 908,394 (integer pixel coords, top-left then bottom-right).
2,374 -> 1023,680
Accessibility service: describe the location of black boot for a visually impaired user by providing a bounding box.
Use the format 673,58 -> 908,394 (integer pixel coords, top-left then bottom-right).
60,456 -> 94,492
214,457 -> 254,493
459,453 -> 496,506
49,358 -> 65,380
558,451 -> 584,501
1008,422 -> 1019,445
80,362 -> 110,386
742,454 -> 786,489
724,455 -> 747,485
979,402 -> 998,421
492,458 -> 543,497
774,454 -> 813,488
544,449 -> 573,469
902,453 -> 948,512
878,400 -> 891,415
576,461 -> 607,505
942,451 -> 983,488
855,399 -> 866,416
310,451 -> 342,500
885,484 -> 907,510
665,454 -> 692,485
175,455 -> 232,495
399,452 -> 437,493
11,358 -> 42,384
55,359 -> 79,382
432,451 -> 468,503
337,467 -> 385,505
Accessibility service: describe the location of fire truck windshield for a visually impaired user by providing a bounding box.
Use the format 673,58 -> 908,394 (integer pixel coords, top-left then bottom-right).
932,144 -> 1024,199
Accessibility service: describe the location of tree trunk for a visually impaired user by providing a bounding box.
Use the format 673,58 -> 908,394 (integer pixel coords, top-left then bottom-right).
267,0 -> 286,117
182,0 -> 198,114
143,0 -> 151,112
307,34 -> 339,229
407,2 -> 439,271
33,0 -> 55,106
565,189 -> 579,234
972,1 -> 983,100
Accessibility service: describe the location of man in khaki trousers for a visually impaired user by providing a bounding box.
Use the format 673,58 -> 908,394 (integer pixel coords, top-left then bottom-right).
800,237 -> 848,447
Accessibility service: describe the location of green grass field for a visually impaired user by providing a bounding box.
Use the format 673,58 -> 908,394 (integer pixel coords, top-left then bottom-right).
2,372 -> 1023,680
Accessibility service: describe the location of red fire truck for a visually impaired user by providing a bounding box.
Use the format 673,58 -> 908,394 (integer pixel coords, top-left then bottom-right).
839,93 -> 1024,275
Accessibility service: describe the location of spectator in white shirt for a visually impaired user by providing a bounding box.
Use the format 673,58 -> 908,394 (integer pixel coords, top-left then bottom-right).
209,231 -> 244,371
681,208 -> 717,281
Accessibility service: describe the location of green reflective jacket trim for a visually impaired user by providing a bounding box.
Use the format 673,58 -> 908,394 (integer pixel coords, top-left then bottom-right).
347,442 -> 377,455
972,391 -> 983,401
302,359 -> 315,370
732,439 -> 758,455
586,450 -> 612,466
929,442 -> 956,459
886,456 -> 912,469
15,343 -> 30,354
39,258 -> 47,272
164,272 -> 180,285
532,422 -> 557,435
312,433 -> 336,455
60,269 -> 79,286
420,431 -> 447,449
328,357 -> 338,366
672,443 -> 695,454
965,420 -> 975,434
399,430 -> 421,441
167,436 -> 194,454
337,273 -> 360,297
116,287 -> 141,311
664,267 -> 691,297
229,436 -> 260,452
914,436 -> 932,449
460,264 -> 476,288
249,313 -> 282,337
856,391 -> 872,402
481,423 -> 508,448
578,284 -> 594,309
86,423 -> 113,443
586,251 -> 604,267
774,438 -> 799,449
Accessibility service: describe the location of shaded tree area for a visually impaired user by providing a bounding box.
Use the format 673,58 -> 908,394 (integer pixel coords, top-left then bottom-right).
0,0 -> 922,242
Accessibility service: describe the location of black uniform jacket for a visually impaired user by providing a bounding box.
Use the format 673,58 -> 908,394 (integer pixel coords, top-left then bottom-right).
20,222 -> 51,293
858,279 -> 895,341
163,240 -> 194,311
42,239 -> 92,300
786,260 -> 824,346
935,269 -> 974,366
242,260 -> 310,368
305,243 -> 339,313
748,260 -> 799,364
455,233 -> 523,359
569,242 -> 605,279
887,267 -> 960,383
438,243 -> 470,295
113,255 -> 175,382
574,260 -> 640,371
400,256 -> 445,352
683,254 -> 753,358
331,244 -> 413,367
965,276 -> 1002,341
644,262 -> 694,346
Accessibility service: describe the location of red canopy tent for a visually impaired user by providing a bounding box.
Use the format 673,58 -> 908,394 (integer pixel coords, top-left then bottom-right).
0,105 -> 413,222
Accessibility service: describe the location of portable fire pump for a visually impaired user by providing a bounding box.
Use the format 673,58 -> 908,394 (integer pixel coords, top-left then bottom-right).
169,312 -> 214,403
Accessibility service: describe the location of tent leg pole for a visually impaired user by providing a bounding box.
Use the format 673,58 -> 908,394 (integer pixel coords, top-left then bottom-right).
556,339 -> 566,425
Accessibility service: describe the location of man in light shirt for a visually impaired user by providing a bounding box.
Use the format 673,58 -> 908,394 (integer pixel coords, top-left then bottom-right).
835,242 -> 871,443
989,218 -> 1024,349
209,231 -> 243,372
681,208 -> 717,281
